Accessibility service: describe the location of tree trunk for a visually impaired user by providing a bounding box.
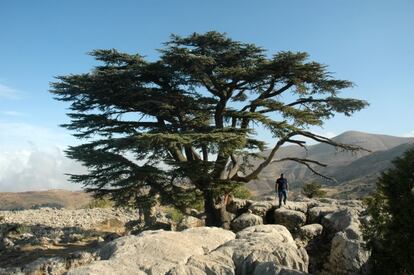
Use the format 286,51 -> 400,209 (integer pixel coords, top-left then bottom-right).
203,190 -> 232,229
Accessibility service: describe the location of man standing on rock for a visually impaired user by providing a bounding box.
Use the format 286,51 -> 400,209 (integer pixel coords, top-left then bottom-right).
275,173 -> 288,207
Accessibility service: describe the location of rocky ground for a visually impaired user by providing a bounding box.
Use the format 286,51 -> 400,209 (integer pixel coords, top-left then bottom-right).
0,208 -> 137,270
0,198 -> 371,275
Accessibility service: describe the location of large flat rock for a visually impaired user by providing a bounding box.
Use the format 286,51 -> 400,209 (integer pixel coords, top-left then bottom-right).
216,225 -> 309,274
67,227 -> 235,275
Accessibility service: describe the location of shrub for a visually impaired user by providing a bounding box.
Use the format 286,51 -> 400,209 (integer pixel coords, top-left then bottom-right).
302,182 -> 327,198
362,148 -> 414,274
87,197 -> 114,209
165,207 -> 184,223
231,185 -> 252,199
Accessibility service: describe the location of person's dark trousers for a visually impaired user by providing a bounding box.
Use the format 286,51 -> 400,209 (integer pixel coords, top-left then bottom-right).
278,190 -> 288,207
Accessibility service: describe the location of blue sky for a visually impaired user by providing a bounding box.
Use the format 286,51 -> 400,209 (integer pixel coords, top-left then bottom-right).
0,0 -> 413,191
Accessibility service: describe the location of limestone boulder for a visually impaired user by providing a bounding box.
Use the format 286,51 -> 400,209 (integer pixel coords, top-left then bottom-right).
321,208 -> 360,233
151,212 -> 177,231
297,224 -> 323,246
1,237 -> 14,249
168,251 -> 235,275
308,206 -> 339,223
226,198 -> 253,214
325,226 -> 370,275
248,201 -> 275,218
23,257 -> 67,275
67,227 -> 235,275
274,208 -> 306,232
300,198 -> 319,209
216,225 -> 309,274
22,252 -> 98,275
230,213 -> 263,232
177,216 -> 205,230
283,202 -> 308,214
253,262 -> 310,274
316,198 -> 338,204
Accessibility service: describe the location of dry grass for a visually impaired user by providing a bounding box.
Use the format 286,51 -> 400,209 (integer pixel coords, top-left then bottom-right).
0,190 -> 92,210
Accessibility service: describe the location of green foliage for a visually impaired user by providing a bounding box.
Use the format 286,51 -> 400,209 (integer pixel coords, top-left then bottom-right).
87,197 -> 114,209
362,148 -> 414,274
50,31 -> 367,226
164,207 -> 184,223
302,182 -> 327,198
187,198 -> 204,212
14,224 -> 32,235
231,185 -> 252,199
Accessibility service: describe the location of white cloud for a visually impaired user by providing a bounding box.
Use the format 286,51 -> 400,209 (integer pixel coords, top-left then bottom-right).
403,130 -> 414,137
0,121 -> 85,192
0,83 -> 22,99
0,110 -> 26,117
0,147 -> 86,192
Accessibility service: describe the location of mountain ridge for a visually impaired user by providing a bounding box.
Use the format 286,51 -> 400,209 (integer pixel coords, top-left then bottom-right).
1,131 -> 413,208
246,131 -> 414,198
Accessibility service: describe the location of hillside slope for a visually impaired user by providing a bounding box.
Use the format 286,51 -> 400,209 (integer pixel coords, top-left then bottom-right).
0,189 -> 92,210
246,131 -> 414,198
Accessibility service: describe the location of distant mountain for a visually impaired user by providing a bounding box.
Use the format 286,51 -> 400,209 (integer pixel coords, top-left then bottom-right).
246,131 -> 414,198
2,131 -> 413,207
0,189 -> 92,210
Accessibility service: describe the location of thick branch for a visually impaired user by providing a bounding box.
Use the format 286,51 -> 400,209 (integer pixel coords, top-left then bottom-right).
236,132 -> 296,182
191,147 -> 202,161
219,157 -> 231,180
236,129 -> 369,183
272,157 -> 336,182
285,98 -> 332,107
228,154 -> 240,179
169,146 -> 187,162
298,130 -> 370,152
286,139 -> 307,148
240,82 -> 293,129
202,145 -> 208,161
267,82 -> 293,98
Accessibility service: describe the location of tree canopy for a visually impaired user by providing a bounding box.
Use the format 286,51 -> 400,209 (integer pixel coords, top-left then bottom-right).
363,148 -> 414,274
51,31 -> 368,226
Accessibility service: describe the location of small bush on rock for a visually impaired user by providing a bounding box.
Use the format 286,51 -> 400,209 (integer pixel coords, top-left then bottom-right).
302,182 -> 327,198
165,207 -> 184,223
87,197 -> 114,209
231,185 -> 252,199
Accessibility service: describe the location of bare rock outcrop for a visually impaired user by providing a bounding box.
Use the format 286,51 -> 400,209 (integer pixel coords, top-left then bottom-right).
308,205 -> 339,223
168,251 -> 235,275
248,201 -> 275,218
253,262 -> 310,275
323,214 -> 370,275
282,202 -> 309,214
230,212 -> 263,232
67,227 -> 235,275
216,225 -> 309,274
274,208 -> 307,232
0,198 -> 371,275
226,198 -> 253,215
0,208 -> 136,230
296,224 -> 323,246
